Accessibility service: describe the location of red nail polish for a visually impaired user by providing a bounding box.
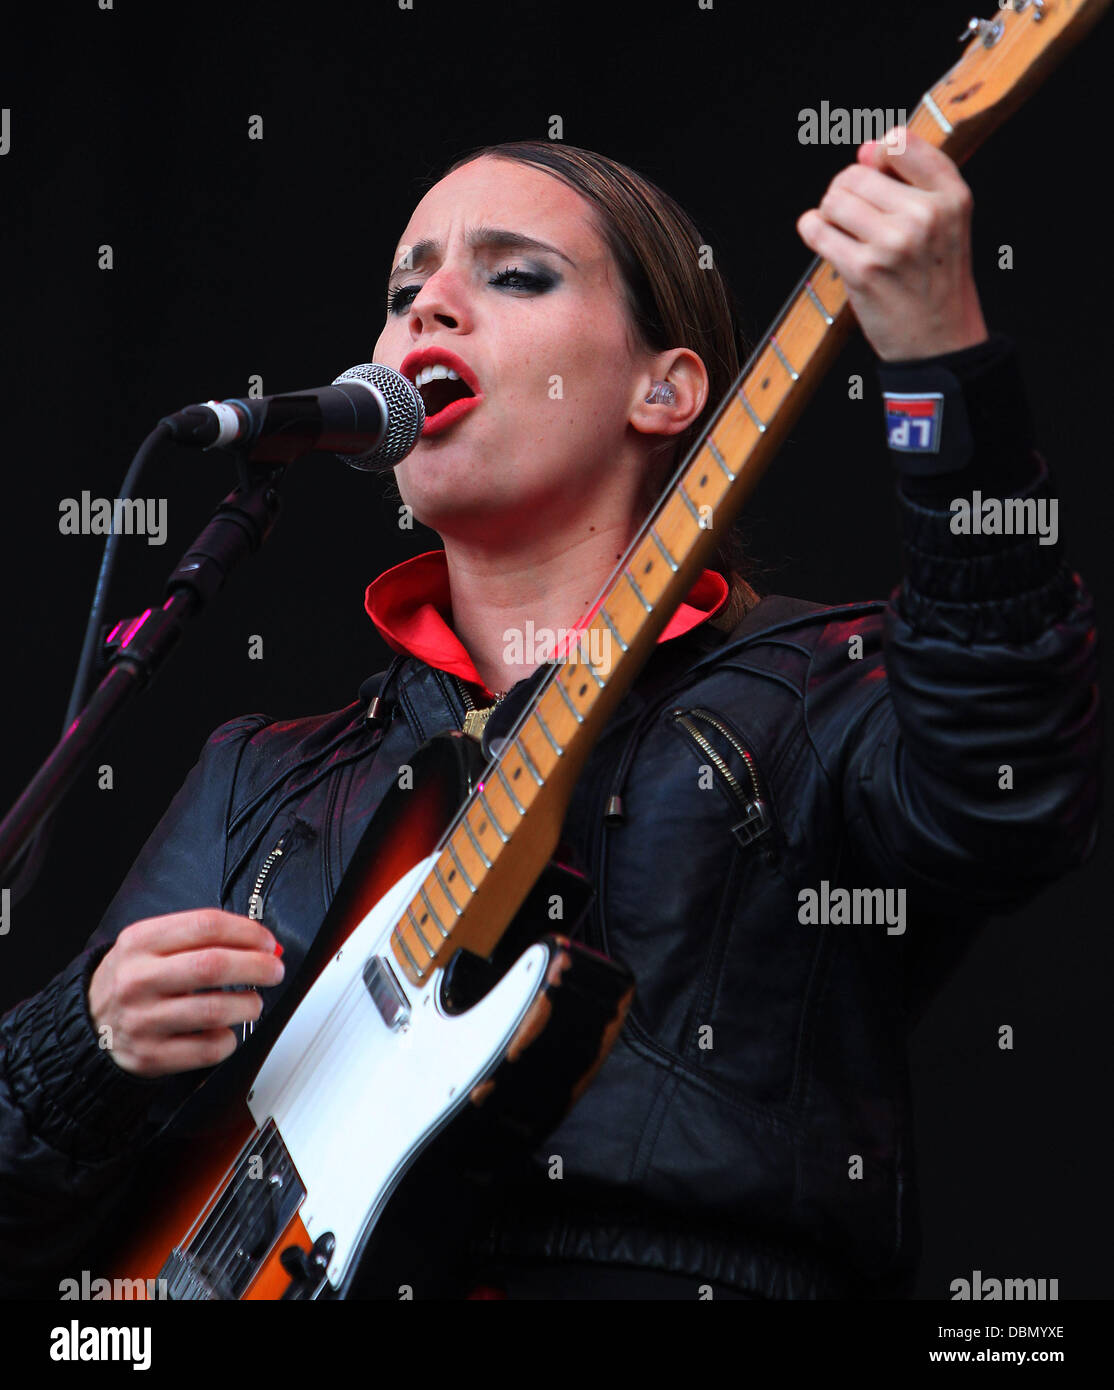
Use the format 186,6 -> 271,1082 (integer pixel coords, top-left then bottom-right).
273,942 -> 284,958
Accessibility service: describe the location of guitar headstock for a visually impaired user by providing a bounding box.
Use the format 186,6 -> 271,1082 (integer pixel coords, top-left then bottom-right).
925,0 -> 1110,160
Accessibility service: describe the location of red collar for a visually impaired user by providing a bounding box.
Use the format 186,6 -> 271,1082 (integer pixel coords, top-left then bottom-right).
365,549 -> 728,698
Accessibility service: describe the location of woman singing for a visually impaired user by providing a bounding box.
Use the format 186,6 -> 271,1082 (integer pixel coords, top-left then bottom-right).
0,138 -> 1098,1300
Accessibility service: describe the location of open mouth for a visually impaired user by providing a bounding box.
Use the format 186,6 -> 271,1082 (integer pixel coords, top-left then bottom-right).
414,366 -> 476,418
401,350 -> 484,438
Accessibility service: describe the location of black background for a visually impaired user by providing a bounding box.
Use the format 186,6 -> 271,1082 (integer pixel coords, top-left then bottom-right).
0,0 -> 1109,1299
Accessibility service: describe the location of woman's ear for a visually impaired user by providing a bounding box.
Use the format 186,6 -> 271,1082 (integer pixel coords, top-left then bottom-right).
629,348 -> 708,438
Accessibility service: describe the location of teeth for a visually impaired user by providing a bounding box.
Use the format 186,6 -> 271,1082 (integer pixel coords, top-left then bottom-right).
414,364 -> 461,388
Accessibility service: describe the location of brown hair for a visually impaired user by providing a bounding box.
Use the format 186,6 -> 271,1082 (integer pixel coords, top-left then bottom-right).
440,140 -> 760,627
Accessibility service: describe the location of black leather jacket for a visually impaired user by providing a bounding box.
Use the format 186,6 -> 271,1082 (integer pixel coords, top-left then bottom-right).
0,336 -> 1100,1299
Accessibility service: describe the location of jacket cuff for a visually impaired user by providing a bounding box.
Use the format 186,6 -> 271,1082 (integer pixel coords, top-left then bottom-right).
4,946 -> 169,1162
894,455 -> 1079,644
876,331 -> 1041,502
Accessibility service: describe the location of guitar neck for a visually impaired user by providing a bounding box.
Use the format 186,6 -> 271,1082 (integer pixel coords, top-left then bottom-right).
387,0 -> 1110,987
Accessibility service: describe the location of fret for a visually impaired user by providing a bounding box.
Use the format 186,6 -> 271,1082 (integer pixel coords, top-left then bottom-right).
534,706 -> 564,757
816,262 -> 846,320
393,925 -> 426,980
770,336 -> 799,381
433,860 -> 462,915
706,438 -> 735,483
623,567 -> 653,613
463,816 -> 493,869
650,525 -> 679,571
806,282 -> 828,328
599,606 -> 629,653
677,484 -> 707,529
738,389 -> 767,434
514,736 -> 544,786
496,762 -> 525,815
555,678 -> 585,723
585,656 -> 606,688
406,905 -> 437,958
804,280 -> 834,325
419,886 -> 449,938
448,840 -> 477,892
478,789 -> 509,844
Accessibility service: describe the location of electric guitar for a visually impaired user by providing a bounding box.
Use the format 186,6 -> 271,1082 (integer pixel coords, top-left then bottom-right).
100,0 -> 1109,1298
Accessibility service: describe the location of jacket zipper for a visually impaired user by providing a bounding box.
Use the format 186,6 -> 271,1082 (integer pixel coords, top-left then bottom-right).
248,836 -> 286,920
671,708 -> 773,849
240,834 -> 287,1041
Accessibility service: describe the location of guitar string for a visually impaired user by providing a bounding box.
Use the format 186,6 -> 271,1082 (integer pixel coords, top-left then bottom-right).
188,974 -> 367,1278
197,979 -> 376,1294
192,991 -> 361,1283
192,1130 -> 288,1293
191,968 -> 378,1285
191,887 -> 430,1285
199,921 -> 451,1292
189,891 -> 414,1277
175,1125 -> 287,1300
177,1123 -> 272,1255
184,1126 -> 283,1275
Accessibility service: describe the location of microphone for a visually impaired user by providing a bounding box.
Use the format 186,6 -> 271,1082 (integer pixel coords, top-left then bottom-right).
158,363 -> 425,471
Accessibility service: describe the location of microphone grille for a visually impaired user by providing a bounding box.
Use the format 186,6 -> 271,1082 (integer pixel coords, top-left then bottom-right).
332,362 -> 425,471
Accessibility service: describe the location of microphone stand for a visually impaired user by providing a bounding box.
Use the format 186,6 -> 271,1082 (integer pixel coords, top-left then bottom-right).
0,451 -> 285,891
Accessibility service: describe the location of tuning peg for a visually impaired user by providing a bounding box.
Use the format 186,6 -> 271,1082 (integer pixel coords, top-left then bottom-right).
957,16 -> 1004,45
959,0 -> 1043,39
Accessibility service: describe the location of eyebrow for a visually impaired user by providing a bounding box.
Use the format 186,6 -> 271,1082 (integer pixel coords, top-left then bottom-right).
387,226 -> 576,286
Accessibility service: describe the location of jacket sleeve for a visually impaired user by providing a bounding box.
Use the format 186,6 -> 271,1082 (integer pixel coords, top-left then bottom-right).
808,333 -> 1100,915
0,713 -> 268,1295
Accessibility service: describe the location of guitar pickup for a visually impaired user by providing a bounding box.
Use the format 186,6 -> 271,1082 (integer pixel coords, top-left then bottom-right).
363,955 -> 410,1030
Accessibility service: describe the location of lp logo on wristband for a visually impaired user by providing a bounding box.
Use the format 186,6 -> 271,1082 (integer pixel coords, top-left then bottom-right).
884,391 -> 944,453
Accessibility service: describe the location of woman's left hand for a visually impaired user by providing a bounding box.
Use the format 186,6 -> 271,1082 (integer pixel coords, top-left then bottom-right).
796,127 -> 989,362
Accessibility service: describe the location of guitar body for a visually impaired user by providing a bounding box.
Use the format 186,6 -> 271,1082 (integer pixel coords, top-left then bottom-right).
102,730 -> 633,1299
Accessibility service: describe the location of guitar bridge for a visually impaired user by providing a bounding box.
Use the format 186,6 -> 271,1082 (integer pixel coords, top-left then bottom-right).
161,1247 -> 222,1301
158,1121 -> 307,1299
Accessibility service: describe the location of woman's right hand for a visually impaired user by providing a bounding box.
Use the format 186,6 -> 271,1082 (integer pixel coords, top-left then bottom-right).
87,910 -> 285,1078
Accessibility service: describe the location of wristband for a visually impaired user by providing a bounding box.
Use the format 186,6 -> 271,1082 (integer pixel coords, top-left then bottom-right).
876,331 -> 1034,482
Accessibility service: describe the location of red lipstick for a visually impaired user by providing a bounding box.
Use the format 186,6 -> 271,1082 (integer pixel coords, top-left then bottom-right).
400,346 -> 484,439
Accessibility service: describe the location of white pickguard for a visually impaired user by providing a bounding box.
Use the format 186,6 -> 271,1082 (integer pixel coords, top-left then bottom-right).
247,851 -> 549,1290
